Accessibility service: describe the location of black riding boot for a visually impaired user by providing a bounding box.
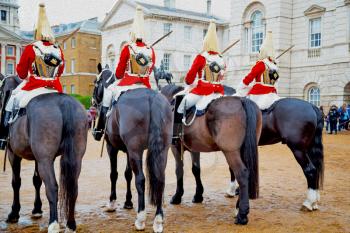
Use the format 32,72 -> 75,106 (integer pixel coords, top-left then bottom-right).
0,111 -> 11,150
92,106 -> 108,141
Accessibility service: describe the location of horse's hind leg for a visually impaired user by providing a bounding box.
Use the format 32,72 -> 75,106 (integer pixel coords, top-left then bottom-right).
32,161 -> 43,218
6,152 -> 22,223
123,153 -> 133,209
106,143 -> 118,212
170,142 -> 184,205
191,152 -> 204,203
226,167 -> 239,198
224,150 -> 250,225
290,148 -> 319,211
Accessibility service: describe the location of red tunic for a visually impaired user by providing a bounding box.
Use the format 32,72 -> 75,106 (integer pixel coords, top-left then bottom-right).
185,51 -> 224,96
17,41 -> 65,93
115,41 -> 155,88
243,60 -> 276,95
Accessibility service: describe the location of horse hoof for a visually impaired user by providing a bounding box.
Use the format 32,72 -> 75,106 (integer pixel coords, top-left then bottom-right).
234,214 -> 248,225
135,211 -> 146,231
312,203 -> 319,210
105,200 -> 117,212
6,212 -> 19,223
301,201 -> 313,212
192,195 -> 203,203
31,212 -> 43,219
64,227 -> 76,233
170,195 -> 182,205
48,221 -> 60,233
152,214 -> 163,233
123,201 -> 133,210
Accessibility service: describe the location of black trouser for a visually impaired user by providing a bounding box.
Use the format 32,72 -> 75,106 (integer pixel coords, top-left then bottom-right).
329,120 -> 337,134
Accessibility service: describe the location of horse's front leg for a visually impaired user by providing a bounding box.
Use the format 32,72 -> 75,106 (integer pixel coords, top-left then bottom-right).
32,161 -> 43,218
123,153 -> 133,209
191,152 -> 204,203
6,151 -> 22,223
226,167 -> 239,197
170,142 -> 184,205
105,143 -> 118,212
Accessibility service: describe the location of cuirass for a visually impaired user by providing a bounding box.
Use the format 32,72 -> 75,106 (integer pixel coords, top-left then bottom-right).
127,43 -> 153,76
202,52 -> 225,83
261,59 -> 279,85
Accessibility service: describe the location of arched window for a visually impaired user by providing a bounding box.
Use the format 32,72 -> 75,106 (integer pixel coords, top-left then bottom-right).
251,10 -> 264,53
308,87 -> 320,106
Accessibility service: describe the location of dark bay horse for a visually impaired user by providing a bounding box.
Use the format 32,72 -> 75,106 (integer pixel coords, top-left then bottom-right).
0,75 -> 88,233
92,67 -> 172,232
161,84 -> 262,225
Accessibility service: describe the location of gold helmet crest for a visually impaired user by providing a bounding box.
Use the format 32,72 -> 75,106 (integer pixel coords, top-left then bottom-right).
34,3 -> 55,43
258,31 -> 275,60
203,20 -> 219,53
130,5 -> 145,42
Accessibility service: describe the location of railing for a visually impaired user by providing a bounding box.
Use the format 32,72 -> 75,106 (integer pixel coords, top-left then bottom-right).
308,48 -> 321,58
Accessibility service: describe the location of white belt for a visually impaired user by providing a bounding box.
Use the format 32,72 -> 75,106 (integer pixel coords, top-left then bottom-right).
200,79 -> 222,85
255,82 -> 275,88
125,72 -> 149,78
32,75 -> 56,81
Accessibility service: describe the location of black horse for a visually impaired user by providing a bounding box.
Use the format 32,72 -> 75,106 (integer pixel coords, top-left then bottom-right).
153,66 -> 173,89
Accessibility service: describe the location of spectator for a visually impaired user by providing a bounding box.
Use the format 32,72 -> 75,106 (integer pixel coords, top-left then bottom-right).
319,106 -> 327,131
328,105 -> 339,134
338,103 -> 349,131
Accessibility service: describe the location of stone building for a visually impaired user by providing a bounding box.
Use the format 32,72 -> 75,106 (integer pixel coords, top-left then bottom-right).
102,0 -> 350,109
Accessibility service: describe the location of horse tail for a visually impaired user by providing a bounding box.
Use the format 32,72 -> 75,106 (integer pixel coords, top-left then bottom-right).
309,105 -> 324,189
146,94 -> 170,206
59,98 -> 78,220
240,98 -> 260,199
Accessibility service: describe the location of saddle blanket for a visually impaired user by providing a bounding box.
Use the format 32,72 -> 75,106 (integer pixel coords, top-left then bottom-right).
248,93 -> 282,110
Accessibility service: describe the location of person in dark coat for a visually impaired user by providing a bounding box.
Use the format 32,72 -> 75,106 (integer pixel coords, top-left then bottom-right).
328,105 -> 339,134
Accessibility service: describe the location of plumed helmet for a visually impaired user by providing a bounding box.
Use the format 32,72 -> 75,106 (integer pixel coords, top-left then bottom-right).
203,20 -> 219,53
34,3 -> 55,43
258,31 -> 275,60
130,5 -> 145,42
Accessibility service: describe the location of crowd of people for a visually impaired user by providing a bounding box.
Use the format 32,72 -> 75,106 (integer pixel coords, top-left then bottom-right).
320,103 -> 350,134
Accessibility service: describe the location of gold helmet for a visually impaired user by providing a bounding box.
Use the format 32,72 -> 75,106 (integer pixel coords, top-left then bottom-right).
258,31 -> 275,60
203,20 -> 219,53
130,5 -> 145,42
34,3 -> 55,43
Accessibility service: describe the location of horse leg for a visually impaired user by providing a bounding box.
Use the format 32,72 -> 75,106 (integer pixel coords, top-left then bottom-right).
6,152 -> 22,223
191,152 -> 204,203
226,167 -> 239,198
123,153 -> 133,209
129,152 -> 146,231
224,150 -> 250,225
32,161 -> 43,218
290,148 -> 319,211
37,160 -> 60,232
106,143 -> 118,212
170,143 -> 184,205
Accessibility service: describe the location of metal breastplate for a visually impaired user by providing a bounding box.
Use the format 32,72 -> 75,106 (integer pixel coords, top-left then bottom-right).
202,52 -> 225,83
32,41 -> 62,80
261,59 -> 279,86
127,44 -> 153,77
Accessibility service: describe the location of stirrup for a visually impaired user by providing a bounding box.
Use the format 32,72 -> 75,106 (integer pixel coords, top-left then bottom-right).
0,139 -> 7,150
182,108 -> 197,127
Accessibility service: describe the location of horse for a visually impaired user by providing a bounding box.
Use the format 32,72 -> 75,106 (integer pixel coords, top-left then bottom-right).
92,65 -> 173,232
164,85 -> 324,212
161,84 -> 262,225
153,66 -> 173,89
0,75 -> 88,233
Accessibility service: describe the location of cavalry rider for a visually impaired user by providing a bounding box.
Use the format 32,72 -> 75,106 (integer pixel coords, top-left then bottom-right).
0,3 -> 64,150
235,31 -> 280,110
93,6 -> 155,140
178,20 -> 226,115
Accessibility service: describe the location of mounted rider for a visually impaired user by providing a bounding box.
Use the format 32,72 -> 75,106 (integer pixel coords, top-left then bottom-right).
178,20 -> 226,115
0,3 -> 64,150
93,5 -> 155,140
235,31 -> 281,110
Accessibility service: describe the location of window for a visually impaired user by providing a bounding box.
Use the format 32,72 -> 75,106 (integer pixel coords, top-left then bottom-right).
310,18 -> 321,48
1,10 -> 7,21
308,87 -> 320,106
63,85 -> 67,93
6,46 -> 14,56
163,23 -> 172,34
71,37 -> 76,49
184,26 -> 192,41
164,0 -> 175,8
207,0 -> 212,15
163,53 -> 171,71
71,59 -> 75,73
203,29 -> 208,39
6,61 -> 14,75
251,11 -> 264,53
63,42 -> 67,50
70,85 -> 75,94
184,55 -> 191,70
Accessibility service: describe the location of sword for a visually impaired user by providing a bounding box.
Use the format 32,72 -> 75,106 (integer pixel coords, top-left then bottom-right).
276,45 -> 295,60
150,31 -> 173,48
221,39 -> 240,55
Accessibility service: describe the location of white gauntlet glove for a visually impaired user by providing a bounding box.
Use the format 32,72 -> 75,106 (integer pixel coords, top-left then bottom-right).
234,81 -> 249,97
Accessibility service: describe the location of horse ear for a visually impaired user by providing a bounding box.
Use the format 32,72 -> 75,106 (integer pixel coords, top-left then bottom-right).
97,63 -> 103,74
105,64 -> 110,69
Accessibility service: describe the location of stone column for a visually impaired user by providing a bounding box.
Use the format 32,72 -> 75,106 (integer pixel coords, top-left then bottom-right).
1,43 -> 6,75
16,44 -> 20,65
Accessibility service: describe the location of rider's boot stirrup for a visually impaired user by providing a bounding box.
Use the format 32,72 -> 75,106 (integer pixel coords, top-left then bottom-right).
0,111 -> 11,150
92,106 -> 108,141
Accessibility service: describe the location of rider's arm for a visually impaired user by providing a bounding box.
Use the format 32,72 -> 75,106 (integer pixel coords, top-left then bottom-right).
185,55 -> 205,85
56,47 -> 65,77
16,45 -> 35,79
242,61 -> 265,86
115,45 -> 130,79
149,47 -> 156,75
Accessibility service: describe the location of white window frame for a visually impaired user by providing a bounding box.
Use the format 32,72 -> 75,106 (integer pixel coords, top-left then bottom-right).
6,45 -> 14,56
163,53 -> 171,71
250,10 -> 265,53
70,84 -> 75,94
63,85 -> 67,93
71,59 -> 75,73
183,55 -> 191,71
71,37 -> 76,49
63,42 -> 67,50
1,10 -> 6,22
308,86 -> 320,106
184,26 -> 192,42
6,60 -> 14,75
163,23 -> 172,34
309,17 -> 322,48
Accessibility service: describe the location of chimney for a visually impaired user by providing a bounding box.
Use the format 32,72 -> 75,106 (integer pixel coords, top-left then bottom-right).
207,0 -> 212,15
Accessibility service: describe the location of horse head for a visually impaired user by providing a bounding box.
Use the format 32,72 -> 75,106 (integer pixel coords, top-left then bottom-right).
0,75 -> 21,111
92,63 -> 116,107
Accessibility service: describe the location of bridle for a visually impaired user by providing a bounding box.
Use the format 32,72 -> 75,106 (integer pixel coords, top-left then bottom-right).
92,69 -> 115,108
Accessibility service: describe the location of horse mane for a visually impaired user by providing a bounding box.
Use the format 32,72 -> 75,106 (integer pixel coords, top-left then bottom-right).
161,84 -> 184,98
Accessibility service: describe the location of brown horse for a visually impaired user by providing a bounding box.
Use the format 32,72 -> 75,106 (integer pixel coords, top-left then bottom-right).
92,66 -> 172,232
161,84 -> 262,225
0,75 -> 88,233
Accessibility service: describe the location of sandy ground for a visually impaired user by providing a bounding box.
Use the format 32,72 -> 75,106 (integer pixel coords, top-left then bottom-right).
0,131 -> 349,233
